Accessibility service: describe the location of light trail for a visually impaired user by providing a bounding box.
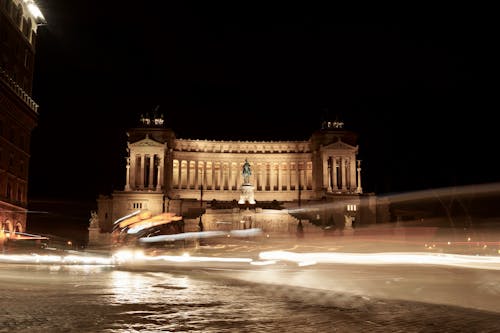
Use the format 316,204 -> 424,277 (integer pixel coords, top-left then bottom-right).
287,182 -> 500,214
2,239 -> 500,272
138,228 -> 263,243
112,249 -> 252,265
0,253 -> 113,265
259,251 -> 500,270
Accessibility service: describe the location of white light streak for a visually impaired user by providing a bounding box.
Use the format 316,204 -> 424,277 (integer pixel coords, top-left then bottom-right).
139,231 -> 227,242
0,253 -> 113,265
229,228 -> 263,237
250,260 -> 277,266
138,228 -> 263,243
259,251 -> 500,270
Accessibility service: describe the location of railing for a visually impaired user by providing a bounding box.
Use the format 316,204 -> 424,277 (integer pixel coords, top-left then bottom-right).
0,66 -> 39,113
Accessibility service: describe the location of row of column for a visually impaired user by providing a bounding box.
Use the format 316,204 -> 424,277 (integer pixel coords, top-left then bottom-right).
125,154 -> 362,194
125,154 -> 164,191
322,155 -> 360,192
172,160 -> 313,191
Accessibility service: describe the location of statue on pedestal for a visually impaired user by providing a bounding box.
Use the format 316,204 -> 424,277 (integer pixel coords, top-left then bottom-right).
242,159 -> 251,184
239,159 -> 256,204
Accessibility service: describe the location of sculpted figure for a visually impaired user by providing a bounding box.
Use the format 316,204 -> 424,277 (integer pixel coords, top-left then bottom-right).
89,210 -> 99,228
242,159 -> 251,184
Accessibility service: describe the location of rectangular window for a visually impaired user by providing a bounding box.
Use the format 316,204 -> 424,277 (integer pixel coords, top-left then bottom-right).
347,204 -> 357,212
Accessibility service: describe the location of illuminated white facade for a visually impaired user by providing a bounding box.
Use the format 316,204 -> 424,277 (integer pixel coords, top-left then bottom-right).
127,136 -> 362,201
97,115 -> 378,234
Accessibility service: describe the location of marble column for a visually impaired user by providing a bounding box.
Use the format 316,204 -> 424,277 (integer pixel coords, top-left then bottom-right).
228,162 -> 232,190
212,161 -> 216,189
125,157 -> 131,191
341,157 -> 347,190
285,163 -> 290,191
277,163 -> 281,191
139,154 -> 145,189
350,156 -> 356,191
332,157 -> 338,190
130,155 -> 136,190
149,155 -> 154,189
322,156 -> 329,190
357,160 -> 363,193
220,162 -> 224,191
199,161 -> 205,189
186,161 -> 191,189
156,157 -> 163,191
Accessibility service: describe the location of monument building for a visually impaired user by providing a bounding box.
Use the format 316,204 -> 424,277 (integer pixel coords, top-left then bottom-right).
97,112 -> 385,239
0,0 -> 45,235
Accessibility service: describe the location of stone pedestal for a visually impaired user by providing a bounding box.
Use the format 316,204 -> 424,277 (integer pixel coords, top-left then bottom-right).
88,227 -> 101,246
238,184 -> 256,204
343,215 -> 355,236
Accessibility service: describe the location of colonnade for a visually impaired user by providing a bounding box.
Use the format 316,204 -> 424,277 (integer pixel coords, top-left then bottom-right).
125,154 -> 164,191
172,160 -> 313,192
322,155 -> 360,192
124,153 -> 362,194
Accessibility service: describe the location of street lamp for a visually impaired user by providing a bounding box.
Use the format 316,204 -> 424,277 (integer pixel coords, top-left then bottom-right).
298,166 -> 303,207
297,167 -> 305,239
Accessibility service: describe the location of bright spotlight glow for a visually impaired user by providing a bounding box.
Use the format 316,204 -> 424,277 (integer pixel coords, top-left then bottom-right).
27,3 -> 44,20
112,249 -> 145,263
22,1 -> 45,22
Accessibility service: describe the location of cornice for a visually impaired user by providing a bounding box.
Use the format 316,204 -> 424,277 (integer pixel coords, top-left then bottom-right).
174,138 -> 311,153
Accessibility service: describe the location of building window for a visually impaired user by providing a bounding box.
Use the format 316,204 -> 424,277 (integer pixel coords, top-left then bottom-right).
347,204 -> 357,212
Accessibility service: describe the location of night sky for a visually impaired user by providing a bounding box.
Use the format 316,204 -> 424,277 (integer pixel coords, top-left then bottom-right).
27,2 -> 497,207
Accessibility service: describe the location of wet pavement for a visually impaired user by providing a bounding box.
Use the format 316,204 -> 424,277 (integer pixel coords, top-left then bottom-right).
1,262 -> 500,333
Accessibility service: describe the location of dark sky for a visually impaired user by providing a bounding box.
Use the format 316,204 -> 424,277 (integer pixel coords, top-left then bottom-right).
27,2 -> 497,205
